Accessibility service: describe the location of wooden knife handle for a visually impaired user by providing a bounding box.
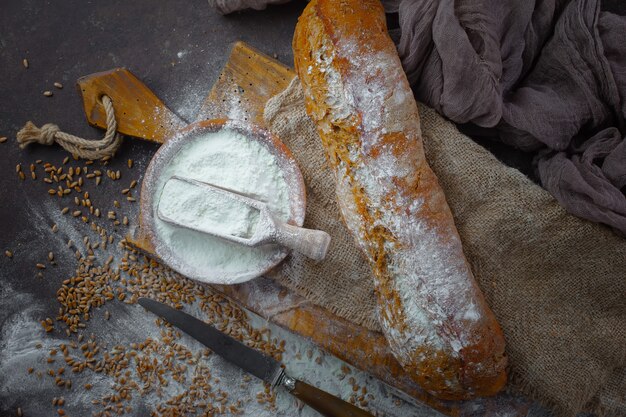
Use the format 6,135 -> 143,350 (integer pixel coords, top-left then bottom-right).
288,379 -> 374,417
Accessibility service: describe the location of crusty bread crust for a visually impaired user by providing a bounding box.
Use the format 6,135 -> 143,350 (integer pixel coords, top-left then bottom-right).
293,0 -> 507,400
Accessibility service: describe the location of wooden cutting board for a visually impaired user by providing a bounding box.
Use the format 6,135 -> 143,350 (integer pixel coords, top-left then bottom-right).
77,41 -> 531,417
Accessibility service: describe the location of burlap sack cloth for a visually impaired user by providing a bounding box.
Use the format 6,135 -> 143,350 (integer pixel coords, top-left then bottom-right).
263,78 -> 626,417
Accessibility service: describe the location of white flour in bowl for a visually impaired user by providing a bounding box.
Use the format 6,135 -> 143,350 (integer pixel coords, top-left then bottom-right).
159,178 -> 261,239
153,128 -> 290,280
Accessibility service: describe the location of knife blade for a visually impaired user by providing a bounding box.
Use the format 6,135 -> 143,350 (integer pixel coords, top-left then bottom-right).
138,297 -> 282,384
138,297 -> 374,417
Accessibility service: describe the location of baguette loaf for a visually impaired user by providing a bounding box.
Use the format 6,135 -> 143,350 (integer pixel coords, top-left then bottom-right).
293,0 -> 507,400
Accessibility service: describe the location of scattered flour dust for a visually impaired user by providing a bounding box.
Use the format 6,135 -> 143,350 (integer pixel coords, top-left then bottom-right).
153,128 -> 290,279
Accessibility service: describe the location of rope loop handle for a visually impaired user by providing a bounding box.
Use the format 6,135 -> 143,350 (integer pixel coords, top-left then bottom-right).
16,95 -> 122,160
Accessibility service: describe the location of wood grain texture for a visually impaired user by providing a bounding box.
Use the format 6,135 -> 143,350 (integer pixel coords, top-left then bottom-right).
83,42 -> 530,417
195,42 -> 295,125
77,68 -> 185,143
289,379 -> 375,417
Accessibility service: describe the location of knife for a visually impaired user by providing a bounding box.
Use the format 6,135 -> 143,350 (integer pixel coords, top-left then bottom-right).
138,297 -> 374,417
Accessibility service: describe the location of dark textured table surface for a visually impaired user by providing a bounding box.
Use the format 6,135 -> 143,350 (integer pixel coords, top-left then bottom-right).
0,1 -> 307,415
1,1 -> 624,416
1,1 -> 434,416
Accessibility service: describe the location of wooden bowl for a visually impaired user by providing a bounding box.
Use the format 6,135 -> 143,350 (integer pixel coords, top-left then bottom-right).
140,119 -> 306,284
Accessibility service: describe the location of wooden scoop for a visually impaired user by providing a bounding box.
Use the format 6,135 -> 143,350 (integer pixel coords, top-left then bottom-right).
157,176 -> 331,261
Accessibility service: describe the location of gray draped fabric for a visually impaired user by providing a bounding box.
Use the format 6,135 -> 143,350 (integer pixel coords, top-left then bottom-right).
207,0 -> 290,14
390,0 -> 626,235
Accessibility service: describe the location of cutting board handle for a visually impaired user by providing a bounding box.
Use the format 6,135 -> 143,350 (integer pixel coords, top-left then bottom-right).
77,68 -> 185,144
